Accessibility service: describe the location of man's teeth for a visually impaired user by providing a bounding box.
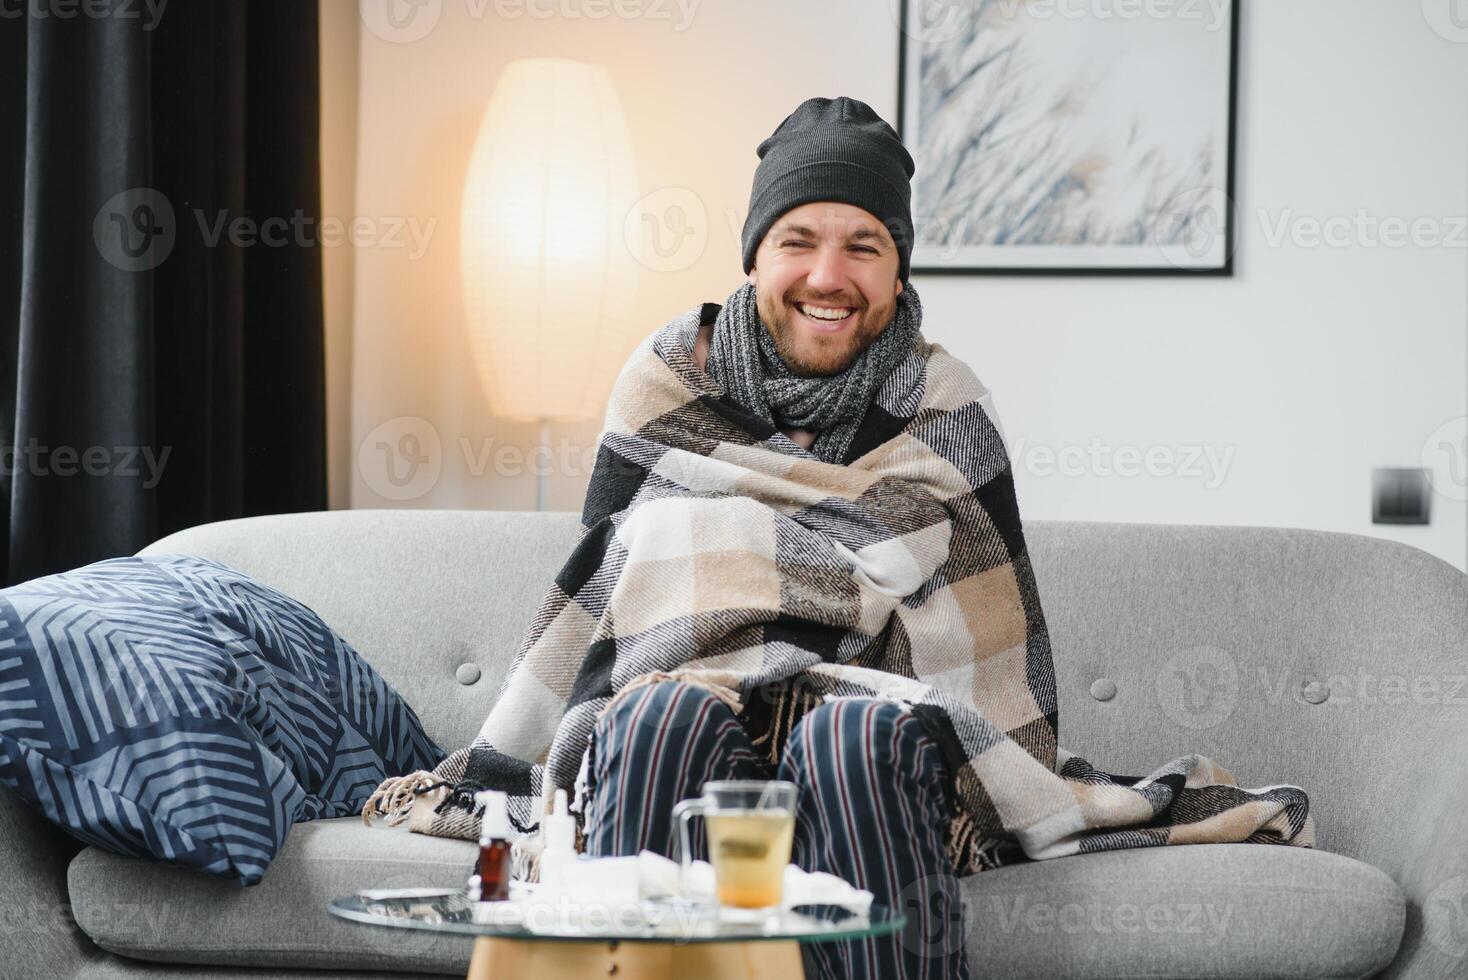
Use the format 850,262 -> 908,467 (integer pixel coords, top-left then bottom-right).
797,303 -> 854,321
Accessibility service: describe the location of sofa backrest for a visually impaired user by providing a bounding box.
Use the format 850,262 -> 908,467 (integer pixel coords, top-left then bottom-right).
144,510 -> 582,753
140,509 -> 1467,878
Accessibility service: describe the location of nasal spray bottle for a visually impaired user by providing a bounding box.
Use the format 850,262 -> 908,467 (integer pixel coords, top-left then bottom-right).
536,789 -> 579,890
468,789 -> 511,903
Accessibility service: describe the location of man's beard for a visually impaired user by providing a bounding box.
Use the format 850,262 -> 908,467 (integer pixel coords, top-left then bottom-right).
755,289 -> 898,378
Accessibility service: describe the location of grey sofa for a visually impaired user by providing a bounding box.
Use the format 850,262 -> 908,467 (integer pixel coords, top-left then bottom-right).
2,509 -> 1464,979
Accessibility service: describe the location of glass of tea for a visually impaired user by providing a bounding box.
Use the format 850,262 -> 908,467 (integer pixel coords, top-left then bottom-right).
672,780 -> 798,912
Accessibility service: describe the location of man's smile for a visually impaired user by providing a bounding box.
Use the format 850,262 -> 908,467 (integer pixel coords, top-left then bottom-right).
793,300 -> 858,333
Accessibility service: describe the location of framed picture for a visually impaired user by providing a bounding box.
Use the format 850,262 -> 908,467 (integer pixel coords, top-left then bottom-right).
896,0 -> 1240,275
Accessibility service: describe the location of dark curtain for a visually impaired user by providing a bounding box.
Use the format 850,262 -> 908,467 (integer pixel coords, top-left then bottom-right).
0,0 -> 326,587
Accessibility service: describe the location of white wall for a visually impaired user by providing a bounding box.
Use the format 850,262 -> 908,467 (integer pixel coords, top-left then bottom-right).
345,0 -> 1468,571
946,2 -> 1468,571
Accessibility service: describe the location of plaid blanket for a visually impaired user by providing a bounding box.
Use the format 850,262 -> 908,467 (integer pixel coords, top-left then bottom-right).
364,301 -> 1314,874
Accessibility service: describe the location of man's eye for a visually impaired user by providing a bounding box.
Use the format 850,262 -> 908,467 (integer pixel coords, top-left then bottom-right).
782,241 -> 811,248
852,246 -> 877,254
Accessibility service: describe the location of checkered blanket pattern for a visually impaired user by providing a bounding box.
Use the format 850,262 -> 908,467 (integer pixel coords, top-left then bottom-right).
364,304 -> 1314,872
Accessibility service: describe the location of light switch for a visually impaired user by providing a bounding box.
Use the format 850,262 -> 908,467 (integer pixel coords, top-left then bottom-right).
1372,468 -> 1431,525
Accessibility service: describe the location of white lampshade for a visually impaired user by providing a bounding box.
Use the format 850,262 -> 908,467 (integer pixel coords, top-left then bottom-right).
460,59 -> 641,421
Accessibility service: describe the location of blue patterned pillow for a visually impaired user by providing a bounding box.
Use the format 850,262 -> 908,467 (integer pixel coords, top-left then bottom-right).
0,554 -> 443,885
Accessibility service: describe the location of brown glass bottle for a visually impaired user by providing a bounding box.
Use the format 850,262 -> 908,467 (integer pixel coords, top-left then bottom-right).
473,790 -> 514,902
476,839 -> 511,901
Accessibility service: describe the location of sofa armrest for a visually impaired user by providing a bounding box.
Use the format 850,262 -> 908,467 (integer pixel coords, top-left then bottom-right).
1382,709 -> 1468,978
0,789 -> 98,974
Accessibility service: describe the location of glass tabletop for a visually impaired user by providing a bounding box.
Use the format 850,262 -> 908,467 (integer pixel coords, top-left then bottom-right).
328,889 -> 904,945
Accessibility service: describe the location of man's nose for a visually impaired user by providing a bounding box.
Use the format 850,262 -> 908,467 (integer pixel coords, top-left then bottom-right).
805,245 -> 847,294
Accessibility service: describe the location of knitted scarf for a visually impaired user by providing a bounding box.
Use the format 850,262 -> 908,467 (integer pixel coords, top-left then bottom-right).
705,279 -> 922,465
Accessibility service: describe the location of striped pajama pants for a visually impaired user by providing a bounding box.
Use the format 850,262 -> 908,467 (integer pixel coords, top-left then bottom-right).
582,680 -> 972,980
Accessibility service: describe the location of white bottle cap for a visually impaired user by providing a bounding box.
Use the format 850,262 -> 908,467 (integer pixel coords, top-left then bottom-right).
544,788 -> 576,853
475,790 -> 511,841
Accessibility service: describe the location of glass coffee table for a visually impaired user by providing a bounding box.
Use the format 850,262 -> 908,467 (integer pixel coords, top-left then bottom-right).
329,888 -> 904,979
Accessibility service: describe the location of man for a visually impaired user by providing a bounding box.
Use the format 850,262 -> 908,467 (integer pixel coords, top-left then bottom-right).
363,93 -> 1309,977
579,96 -> 973,980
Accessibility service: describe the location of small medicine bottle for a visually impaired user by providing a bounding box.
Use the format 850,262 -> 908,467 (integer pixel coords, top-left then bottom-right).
473,790 -> 512,902
537,788 -> 579,890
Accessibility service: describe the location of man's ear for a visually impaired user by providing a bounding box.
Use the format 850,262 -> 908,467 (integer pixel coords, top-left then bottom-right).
896,278 -> 904,296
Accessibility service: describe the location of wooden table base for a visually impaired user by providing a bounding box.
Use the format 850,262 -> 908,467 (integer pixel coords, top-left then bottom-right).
465,935 -> 805,979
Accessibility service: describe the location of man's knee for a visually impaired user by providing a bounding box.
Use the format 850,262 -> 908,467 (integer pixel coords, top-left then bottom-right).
784,697 -> 927,769
595,680 -> 732,740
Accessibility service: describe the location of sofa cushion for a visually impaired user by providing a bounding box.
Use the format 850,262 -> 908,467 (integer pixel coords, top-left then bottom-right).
68,817 -> 477,974
960,843 -> 1405,979
70,823 -> 1405,979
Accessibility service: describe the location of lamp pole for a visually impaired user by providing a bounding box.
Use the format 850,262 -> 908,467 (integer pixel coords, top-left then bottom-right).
536,417 -> 550,512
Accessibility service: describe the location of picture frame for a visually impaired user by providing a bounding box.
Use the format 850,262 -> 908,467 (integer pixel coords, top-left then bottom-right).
896,0 -> 1240,276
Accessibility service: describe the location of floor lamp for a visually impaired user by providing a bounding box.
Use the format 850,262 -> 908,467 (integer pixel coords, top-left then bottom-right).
459,59 -> 641,511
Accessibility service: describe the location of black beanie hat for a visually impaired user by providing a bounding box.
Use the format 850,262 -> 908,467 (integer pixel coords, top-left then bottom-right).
740,96 -> 917,282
